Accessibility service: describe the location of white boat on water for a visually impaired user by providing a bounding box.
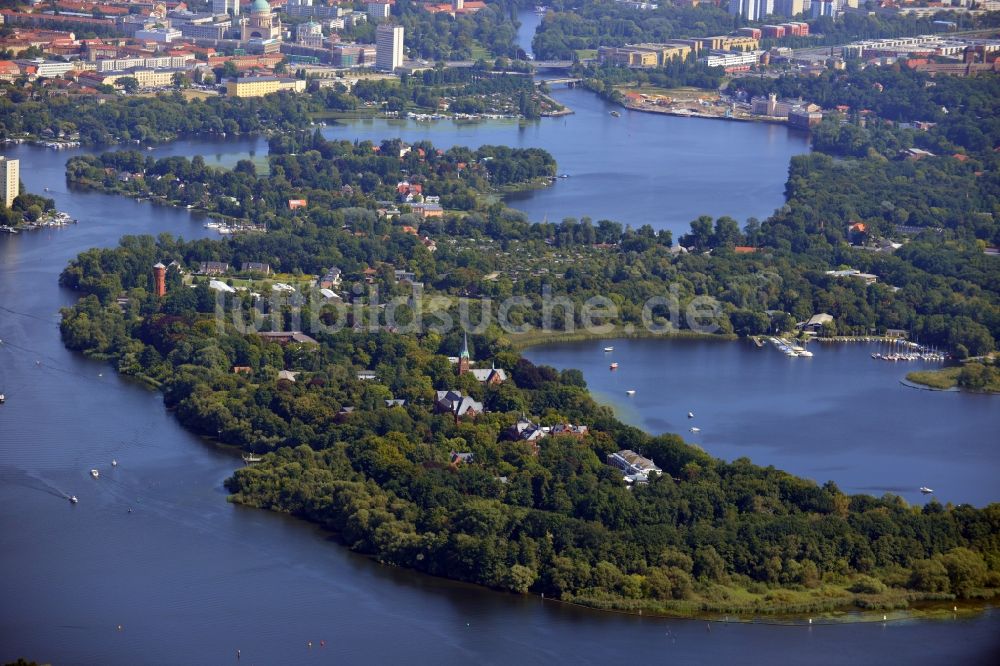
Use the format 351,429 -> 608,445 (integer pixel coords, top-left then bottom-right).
112,459 -> 118,467
242,453 -> 263,464
625,390 -> 636,396
609,362 -> 618,370
798,350 -> 814,357
69,495 -> 78,504
603,346 -> 614,352
90,469 -> 99,479
0,393 -> 5,404
687,411 -> 694,418
920,487 -> 934,494
689,427 -> 701,433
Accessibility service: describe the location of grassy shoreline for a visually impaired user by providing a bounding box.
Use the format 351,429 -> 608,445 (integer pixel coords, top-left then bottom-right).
509,325 -> 737,350
906,365 -> 1000,394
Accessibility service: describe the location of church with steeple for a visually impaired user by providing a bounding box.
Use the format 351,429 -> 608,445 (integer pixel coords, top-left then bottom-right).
457,332 -> 508,385
458,332 -> 471,375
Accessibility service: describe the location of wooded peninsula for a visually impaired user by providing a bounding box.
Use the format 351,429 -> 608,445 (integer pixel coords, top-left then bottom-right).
53,63 -> 1000,616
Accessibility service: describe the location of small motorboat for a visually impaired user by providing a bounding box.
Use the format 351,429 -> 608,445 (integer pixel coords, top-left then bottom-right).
111,459 -> 118,467
609,362 -> 618,370
603,346 -> 614,352
90,469 -> 99,479
69,495 -> 78,504
920,487 -> 934,494
798,350 -> 814,357
0,393 -> 5,404
610,110 -> 621,117
625,390 -> 636,396
242,453 -> 263,464
687,411 -> 694,419
689,427 -> 701,433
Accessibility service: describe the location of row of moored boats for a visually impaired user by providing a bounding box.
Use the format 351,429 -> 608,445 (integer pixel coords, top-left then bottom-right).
769,337 -> 814,357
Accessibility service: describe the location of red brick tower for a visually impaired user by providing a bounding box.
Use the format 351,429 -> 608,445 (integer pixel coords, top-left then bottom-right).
153,262 -> 166,297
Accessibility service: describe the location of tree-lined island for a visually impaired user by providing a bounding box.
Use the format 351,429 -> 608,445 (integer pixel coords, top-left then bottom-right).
54,62 -> 1000,615
0,0 -> 997,646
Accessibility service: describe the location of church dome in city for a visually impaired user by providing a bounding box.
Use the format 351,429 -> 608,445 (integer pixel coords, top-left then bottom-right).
250,0 -> 271,14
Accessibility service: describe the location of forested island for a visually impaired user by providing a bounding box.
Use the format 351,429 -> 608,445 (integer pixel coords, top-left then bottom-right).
55,64 -> 1000,612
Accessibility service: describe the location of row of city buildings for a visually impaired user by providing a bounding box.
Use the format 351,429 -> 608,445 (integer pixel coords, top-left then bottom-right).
1,0 -> 410,73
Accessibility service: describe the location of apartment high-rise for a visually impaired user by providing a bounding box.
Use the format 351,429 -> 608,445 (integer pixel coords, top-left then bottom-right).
375,23 -> 404,72
773,0 -> 804,16
729,0 -> 774,21
0,156 -> 18,208
213,0 -> 240,17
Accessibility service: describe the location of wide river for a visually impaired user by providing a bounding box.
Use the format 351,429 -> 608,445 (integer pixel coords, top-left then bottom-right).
1,29 -> 999,666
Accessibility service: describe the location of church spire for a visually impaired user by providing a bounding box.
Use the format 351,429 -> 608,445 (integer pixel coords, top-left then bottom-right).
458,331 -> 470,375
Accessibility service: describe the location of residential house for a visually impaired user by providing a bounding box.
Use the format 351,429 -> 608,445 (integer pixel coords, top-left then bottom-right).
198,260 -> 229,275
394,269 -> 418,284
550,423 -> 589,438
606,449 -> 662,484
319,267 -> 342,289
824,269 -> 877,285
277,370 -> 299,383
257,331 -> 319,345
435,390 -> 483,419
410,202 -> 444,219
505,418 -> 547,443
241,261 -> 272,275
469,365 -> 508,385
799,313 -> 834,334
449,451 -> 475,465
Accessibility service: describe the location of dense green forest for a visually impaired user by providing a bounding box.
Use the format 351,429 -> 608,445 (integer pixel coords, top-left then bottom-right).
58,231 -> 1000,615
63,109 -> 1000,355
0,191 -> 55,227
0,87 -> 326,145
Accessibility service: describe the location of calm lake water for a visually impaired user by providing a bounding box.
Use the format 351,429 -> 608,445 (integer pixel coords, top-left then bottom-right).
0,44 -> 997,665
524,338 -> 1000,507
322,90 -> 810,236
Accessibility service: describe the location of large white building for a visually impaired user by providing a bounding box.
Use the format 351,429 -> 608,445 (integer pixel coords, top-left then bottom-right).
375,23 -> 404,72
1,157 -> 19,208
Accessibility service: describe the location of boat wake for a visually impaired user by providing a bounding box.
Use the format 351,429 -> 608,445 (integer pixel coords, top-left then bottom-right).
0,465 -> 76,501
